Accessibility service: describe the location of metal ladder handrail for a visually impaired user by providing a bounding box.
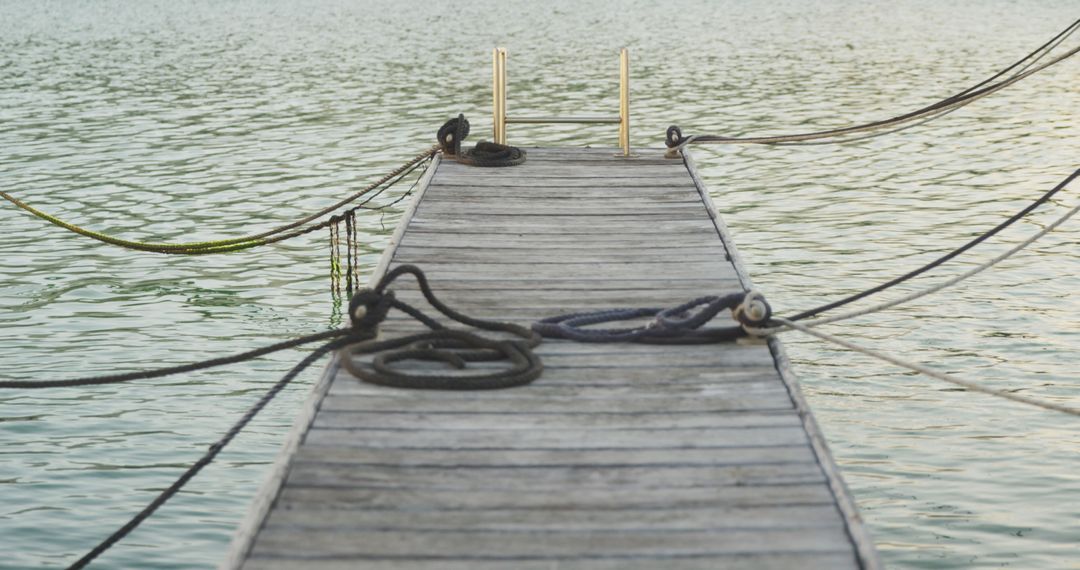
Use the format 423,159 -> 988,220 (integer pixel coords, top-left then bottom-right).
492,48 -> 631,156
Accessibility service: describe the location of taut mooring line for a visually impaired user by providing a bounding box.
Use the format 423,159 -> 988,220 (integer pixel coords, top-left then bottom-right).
785,168 -> 1080,322
740,170 -> 1080,418
665,18 -> 1080,150
774,317 -> 1080,417
0,145 -> 438,254
64,337 -> 353,570
0,329 -> 348,389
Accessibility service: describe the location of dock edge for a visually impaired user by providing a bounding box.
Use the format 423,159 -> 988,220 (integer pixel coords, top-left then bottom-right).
218,152 -> 443,570
683,148 -> 882,570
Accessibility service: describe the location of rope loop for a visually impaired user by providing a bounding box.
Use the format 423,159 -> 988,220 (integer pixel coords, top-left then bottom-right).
348,287 -> 395,333
734,289 -> 773,329
533,291 -> 759,344
459,140 -> 527,167
437,114 -> 469,156
659,19 -> 1080,148
339,264 -> 543,390
665,125 -> 685,148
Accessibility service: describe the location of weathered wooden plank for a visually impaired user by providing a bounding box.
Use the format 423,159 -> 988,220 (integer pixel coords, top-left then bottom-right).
437,159 -> 682,168
430,177 -> 693,187
436,166 -> 689,178
246,526 -> 852,558
372,278 -> 729,290
388,285 -> 736,302
421,191 -> 702,202
409,216 -> 714,228
243,553 -> 859,570
419,194 -> 701,203
309,411 -> 801,431
275,482 -> 840,510
247,552 -> 859,570
406,226 -> 713,237
379,262 -> 735,281
317,393 -> 794,415
302,423 -> 808,450
385,255 -> 724,266
392,248 -> 723,264
337,347 -> 776,371
415,205 -> 706,217
285,462 -> 827,492
261,503 -> 841,531
398,234 -> 724,248
437,159 -> 682,167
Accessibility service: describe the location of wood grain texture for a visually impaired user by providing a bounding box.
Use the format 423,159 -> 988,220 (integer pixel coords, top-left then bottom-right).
228,148 -> 874,570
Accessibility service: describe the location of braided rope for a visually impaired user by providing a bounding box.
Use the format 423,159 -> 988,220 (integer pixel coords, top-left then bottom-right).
438,115 -> 526,167
0,145 -> 438,254
532,291 -> 772,344
666,19 -> 1079,151
783,169 -> 1080,322
763,20 -> 1080,147
753,196 -> 1080,336
773,317 -> 1080,417
340,265 -> 543,389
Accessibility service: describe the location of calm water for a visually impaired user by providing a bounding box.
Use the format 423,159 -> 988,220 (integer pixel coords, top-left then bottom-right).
1,1 -> 1078,568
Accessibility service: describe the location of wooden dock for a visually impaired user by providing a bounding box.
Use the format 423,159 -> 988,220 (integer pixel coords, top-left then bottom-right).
223,147 -> 879,569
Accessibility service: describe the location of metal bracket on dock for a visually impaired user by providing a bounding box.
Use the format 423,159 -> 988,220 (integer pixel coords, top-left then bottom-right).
492,47 -> 631,156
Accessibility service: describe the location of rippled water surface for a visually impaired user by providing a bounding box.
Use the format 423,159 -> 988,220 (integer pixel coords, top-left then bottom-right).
1,1 -> 1078,568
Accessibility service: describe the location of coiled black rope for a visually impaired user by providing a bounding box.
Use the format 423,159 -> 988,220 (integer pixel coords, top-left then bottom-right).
340,264 -> 542,389
666,18 -> 1080,148
533,291 -> 772,344
438,115 -> 526,167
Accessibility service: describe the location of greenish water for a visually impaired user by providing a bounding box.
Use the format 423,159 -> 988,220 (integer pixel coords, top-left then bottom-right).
1,1 -> 1078,568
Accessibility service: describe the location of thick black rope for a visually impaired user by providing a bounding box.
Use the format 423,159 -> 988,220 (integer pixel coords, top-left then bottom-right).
339,264 -> 543,389
665,18 -> 1080,148
0,330 -> 348,389
65,336 -> 354,570
533,292 -> 771,344
438,115 -> 526,167
786,168 -> 1080,322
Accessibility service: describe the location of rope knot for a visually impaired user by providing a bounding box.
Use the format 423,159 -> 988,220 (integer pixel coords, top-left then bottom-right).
437,114 -> 469,156
349,288 -> 395,333
733,290 -> 773,333
436,114 -> 525,167
665,125 -> 685,148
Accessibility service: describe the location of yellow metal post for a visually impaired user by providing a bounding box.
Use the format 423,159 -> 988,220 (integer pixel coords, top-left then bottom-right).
492,48 -> 507,144
619,47 -> 630,156
492,48 -> 500,142
502,48 -> 508,144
